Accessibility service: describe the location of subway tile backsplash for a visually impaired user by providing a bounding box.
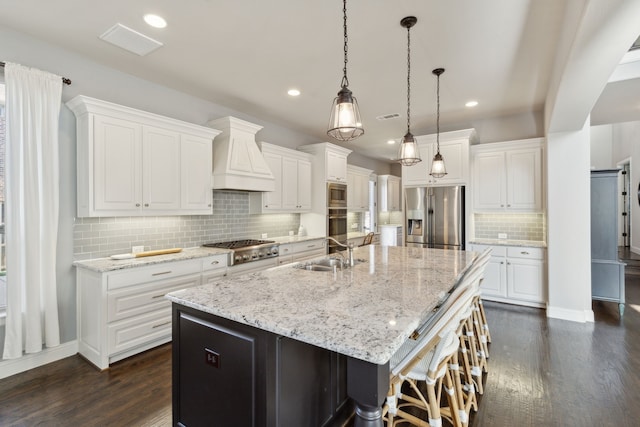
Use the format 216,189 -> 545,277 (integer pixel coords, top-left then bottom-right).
473,212 -> 546,241
73,191 -> 300,260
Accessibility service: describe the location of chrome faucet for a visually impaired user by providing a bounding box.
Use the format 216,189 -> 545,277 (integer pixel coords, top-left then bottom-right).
326,237 -> 355,267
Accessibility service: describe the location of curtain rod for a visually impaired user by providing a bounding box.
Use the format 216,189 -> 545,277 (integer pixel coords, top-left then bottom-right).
0,61 -> 72,85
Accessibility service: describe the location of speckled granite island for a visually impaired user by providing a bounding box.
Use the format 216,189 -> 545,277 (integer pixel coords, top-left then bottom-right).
167,246 -> 478,427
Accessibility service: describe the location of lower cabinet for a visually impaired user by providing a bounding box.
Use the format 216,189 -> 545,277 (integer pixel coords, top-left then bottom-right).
469,244 -> 546,307
277,238 -> 327,265
173,305 -> 350,427
77,254 -> 228,369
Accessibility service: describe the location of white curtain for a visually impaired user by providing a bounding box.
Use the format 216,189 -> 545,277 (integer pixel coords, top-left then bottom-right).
2,62 -> 62,359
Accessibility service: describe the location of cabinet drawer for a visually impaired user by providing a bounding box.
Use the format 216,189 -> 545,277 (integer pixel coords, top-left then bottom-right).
202,254 -> 228,272
278,255 -> 294,266
507,247 -> 544,260
283,239 -> 326,256
108,307 -> 172,356
107,259 -> 203,290
470,244 -> 507,257
108,273 -> 201,322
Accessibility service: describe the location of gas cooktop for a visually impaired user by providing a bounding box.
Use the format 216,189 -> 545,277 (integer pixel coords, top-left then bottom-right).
202,239 -> 279,265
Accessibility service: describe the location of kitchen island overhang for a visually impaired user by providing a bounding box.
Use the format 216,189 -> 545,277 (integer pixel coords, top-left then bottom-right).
167,245 -> 478,426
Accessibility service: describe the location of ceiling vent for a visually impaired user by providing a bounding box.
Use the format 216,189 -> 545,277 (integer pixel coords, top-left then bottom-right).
99,23 -> 163,56
376,113 -> 401,121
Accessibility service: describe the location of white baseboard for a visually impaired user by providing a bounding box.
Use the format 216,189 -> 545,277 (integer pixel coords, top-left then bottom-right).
0,340 -> 78,380
546,305 -> 595,323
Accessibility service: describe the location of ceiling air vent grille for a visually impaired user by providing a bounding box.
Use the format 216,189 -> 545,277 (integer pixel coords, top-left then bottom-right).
99,23 -> 163,56
376,113 -> 401,121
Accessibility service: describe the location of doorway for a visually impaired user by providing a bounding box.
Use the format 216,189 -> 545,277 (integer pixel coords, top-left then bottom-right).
618,160 -> 631,248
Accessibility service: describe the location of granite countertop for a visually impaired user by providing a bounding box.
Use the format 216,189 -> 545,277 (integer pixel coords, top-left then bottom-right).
469,238 -> 547,248
166,245 -> 478,365
73,247 -> 232,273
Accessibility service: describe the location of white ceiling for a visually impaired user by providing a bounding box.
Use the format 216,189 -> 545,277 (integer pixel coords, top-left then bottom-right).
0,0 -> 634,160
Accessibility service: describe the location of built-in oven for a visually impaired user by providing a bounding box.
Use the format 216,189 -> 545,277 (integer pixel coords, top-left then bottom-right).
327,182 -> 347,208
327,208 -> 347,253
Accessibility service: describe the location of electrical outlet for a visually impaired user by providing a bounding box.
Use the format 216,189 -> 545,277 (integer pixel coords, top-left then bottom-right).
132,245 -> 144,254
261,233 -> 268,239
498,233 -> 508,239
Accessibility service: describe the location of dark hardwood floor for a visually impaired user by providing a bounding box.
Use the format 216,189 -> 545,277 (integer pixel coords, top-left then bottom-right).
2,266 -> 640,426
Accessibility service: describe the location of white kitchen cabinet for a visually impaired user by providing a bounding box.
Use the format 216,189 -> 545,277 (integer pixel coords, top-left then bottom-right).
277,238 -> 327,265
471,138 -> 544,212
380,224 -> 403,246
469,244 -> 546,307
402,129 -> 475,187
77,254 -> 228,369
378,175 -> 401,211
347,165 -> 372,211
250,142 -> 313,213
67,95 -> 220,217
297,142 -> 352,216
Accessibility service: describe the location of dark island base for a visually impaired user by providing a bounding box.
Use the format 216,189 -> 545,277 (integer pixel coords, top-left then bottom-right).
172,304 -> 357,426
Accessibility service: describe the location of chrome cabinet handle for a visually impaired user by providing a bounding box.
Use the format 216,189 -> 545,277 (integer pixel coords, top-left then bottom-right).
152,321 -> 171,329
144,203 -> 149,207
136,203 -> 141,207
151,271 -> 172,276
211,260 -> 219,265
521,251 -> 530,255
152,294 -> 165,299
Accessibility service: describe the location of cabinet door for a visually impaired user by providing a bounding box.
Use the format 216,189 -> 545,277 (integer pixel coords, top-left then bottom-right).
506,148 -> 542,211
282,156 -> 299,210
402,144 -> 432,186
263,152 -> 284,210
356,173 -> 369,210
297,159 -> 312,210
143,126 -> 181,211
389,178 -> 401,211
430,139 -> 469,185
181,134 -> 212,212
347,172 -> 356,210
473,152 -> 506,210
480,256 -> 508,298
93,115 -> 142,212
507,258 -> 544,303
327,151 -> 347,182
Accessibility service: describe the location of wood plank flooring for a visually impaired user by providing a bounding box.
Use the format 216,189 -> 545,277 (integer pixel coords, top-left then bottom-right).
2,273 -> 640,426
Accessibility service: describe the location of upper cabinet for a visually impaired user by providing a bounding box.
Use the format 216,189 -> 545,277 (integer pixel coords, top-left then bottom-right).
68,96 -> 221,217
402,129 -> 475,187
378,175 -> 401,212
471,138 -> 545,212
250,143 -> 313,214
297,143 -> 352,214
347,165 -> 372,211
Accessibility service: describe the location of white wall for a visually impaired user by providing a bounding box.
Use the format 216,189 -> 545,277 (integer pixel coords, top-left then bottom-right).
546,122 -> 594,322
590,124 -> 613,169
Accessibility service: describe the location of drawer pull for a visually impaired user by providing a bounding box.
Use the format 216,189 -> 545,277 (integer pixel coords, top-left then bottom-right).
152,294 -> 166,299
152,321 -> 171,329
211,260 -> 219,265
307,244 -> 316,248
521,251 -> 530,255
151,271 -> 172,276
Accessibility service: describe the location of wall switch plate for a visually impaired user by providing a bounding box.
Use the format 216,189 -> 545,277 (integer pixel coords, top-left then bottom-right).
261,233 -> 268,239
498,233 -> 508,239
132,245 -> 144,254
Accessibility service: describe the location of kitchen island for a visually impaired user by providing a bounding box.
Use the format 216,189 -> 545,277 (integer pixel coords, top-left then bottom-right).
167,245 -> 478,426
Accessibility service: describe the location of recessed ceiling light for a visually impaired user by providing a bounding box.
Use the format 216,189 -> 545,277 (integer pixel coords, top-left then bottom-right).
287,89 -> 301,96
387,140 -> 396,145
465,100 -> 479,108
144,14 -> 167,29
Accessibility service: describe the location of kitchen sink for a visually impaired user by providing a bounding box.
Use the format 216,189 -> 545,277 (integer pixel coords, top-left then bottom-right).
294,257 -> 365,272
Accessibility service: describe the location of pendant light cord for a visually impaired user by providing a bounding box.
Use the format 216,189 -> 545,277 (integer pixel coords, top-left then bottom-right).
436,71 -> 440,151
406,24 -> 411,135
341,0 -> 349,88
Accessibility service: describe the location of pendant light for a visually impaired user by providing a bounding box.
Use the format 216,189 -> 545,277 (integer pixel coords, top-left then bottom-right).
430,68 -> 447,178
327,0 -> 364,141
397,16 -> 421,166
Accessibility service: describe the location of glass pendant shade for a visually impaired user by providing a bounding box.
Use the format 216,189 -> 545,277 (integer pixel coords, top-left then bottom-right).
430,152 -> 447,178
327,86 -> 364,141
398,132 -> 421,166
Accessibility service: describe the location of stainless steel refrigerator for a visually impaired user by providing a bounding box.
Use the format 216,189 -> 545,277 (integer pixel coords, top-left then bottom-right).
405,186 -> 465,249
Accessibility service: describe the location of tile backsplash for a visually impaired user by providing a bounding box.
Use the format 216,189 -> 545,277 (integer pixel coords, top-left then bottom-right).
74,191 -> 300,260
378,211 -> 403,226
473,212 -> 546,241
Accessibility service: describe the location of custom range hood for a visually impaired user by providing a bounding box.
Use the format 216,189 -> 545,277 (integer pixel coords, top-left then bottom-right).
206,116 -> 275,192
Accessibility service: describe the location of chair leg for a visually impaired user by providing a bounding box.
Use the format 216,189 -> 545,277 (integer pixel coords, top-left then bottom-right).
477,298 -> 492,343
464,316 -> 484,395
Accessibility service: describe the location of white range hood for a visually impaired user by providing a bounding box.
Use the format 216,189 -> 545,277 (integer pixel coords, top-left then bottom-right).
206,116 -> 275,192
